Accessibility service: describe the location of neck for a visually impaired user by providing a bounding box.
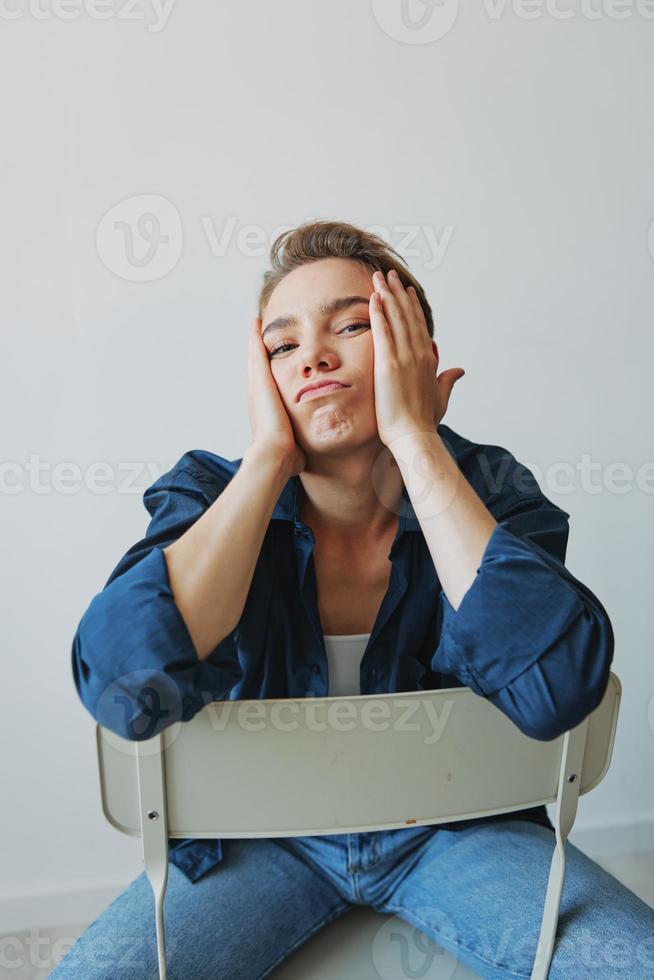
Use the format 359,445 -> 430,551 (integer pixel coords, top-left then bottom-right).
298,444 -> 403,539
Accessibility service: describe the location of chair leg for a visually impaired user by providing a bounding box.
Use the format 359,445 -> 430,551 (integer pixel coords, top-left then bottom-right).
530,718 -> 588,980
531,831 -> 566,980
148,859 -> 169,980
136,736 -> 170,980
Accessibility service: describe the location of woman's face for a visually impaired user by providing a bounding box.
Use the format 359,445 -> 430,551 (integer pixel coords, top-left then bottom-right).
260,257 -> 381,457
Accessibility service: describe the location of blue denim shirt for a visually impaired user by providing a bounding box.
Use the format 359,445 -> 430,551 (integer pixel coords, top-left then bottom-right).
71,423 -> 615,884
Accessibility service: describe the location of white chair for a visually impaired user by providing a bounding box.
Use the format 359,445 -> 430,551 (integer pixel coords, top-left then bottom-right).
96,674 -> 621,980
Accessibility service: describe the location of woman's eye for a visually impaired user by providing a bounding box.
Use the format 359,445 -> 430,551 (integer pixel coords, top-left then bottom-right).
268,321 -> 370,357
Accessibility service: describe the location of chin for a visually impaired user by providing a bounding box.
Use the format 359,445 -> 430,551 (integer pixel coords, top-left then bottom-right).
304,426 -> 385,460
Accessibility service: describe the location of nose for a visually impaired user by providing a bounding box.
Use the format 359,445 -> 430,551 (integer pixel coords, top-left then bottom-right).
300,338 -> 340,375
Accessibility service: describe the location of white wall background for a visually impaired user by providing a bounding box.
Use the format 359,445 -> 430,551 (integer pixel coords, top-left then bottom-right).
1,0 -> 653,935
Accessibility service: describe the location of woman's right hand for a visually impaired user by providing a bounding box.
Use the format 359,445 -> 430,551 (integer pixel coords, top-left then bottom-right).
246,316 -> 307,478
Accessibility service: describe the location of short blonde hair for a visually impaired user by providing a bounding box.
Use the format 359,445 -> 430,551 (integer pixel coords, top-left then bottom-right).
257,219 -> 434,338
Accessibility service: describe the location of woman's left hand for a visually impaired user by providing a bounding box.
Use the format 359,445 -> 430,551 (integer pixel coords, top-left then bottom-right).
369,268 -> 465,449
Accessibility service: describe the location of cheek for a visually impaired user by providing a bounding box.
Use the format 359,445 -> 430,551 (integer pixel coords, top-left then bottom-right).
270,364 -> 295,408
358,338 -> 374,377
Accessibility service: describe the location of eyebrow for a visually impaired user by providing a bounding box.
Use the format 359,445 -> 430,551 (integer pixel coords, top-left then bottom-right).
261,295 -> 371,340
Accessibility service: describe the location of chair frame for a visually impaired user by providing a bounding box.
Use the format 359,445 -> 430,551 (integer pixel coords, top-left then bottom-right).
96,673 -> 621,980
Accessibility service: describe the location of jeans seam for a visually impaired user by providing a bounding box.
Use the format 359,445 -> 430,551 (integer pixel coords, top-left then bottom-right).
256,901 -> 351,980
380,901 -> 533,979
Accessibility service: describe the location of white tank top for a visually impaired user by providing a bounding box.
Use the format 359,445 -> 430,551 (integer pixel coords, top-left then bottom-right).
323,633 -> 371,696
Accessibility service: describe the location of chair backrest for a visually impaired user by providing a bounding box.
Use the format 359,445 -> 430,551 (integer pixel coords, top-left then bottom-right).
96,674 -> 621,980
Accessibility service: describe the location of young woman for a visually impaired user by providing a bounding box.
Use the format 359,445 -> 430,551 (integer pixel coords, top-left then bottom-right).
54,221 -> 654,978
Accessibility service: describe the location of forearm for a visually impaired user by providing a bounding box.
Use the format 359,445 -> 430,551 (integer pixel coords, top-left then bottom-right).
390,430 -> 498,610
163,447 -> 291,661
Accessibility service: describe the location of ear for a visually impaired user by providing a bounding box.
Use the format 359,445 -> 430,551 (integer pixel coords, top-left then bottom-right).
431,340 -> 439,365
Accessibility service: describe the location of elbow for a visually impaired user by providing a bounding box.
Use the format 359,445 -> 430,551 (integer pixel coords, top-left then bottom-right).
71,622 -> 186,743
532,658 -> 613,743
520,701 -> 595,743
504,700 -> 579,742
70,593 -> 242,743
492,609 -> 615,743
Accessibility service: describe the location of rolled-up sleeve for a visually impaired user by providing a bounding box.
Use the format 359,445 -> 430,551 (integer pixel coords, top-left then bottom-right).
71,465 -> 243,741
431,494 -> 615,741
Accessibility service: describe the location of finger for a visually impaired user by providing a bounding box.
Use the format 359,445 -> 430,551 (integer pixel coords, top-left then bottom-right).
431,338 -> 440,373
249,318 -> 266,384
369,291 -> 395,361
373,270 -> 411,360
407,285 -> 435,348
406,284 -> 424,320
376,270 -> 417,360
386,268 -> 414,319
405,287 -> 439,369
438,369 -> 465,399
251,318 -> 266,366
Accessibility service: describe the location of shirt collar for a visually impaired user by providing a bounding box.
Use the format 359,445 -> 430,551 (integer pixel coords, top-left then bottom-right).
270,473 -> 422,534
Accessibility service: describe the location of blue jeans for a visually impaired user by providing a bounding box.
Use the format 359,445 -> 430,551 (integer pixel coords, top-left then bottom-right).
49,818 -> 654,979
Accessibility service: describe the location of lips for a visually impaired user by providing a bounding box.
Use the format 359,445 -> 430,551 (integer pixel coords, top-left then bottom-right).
297,381 -> 350,403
